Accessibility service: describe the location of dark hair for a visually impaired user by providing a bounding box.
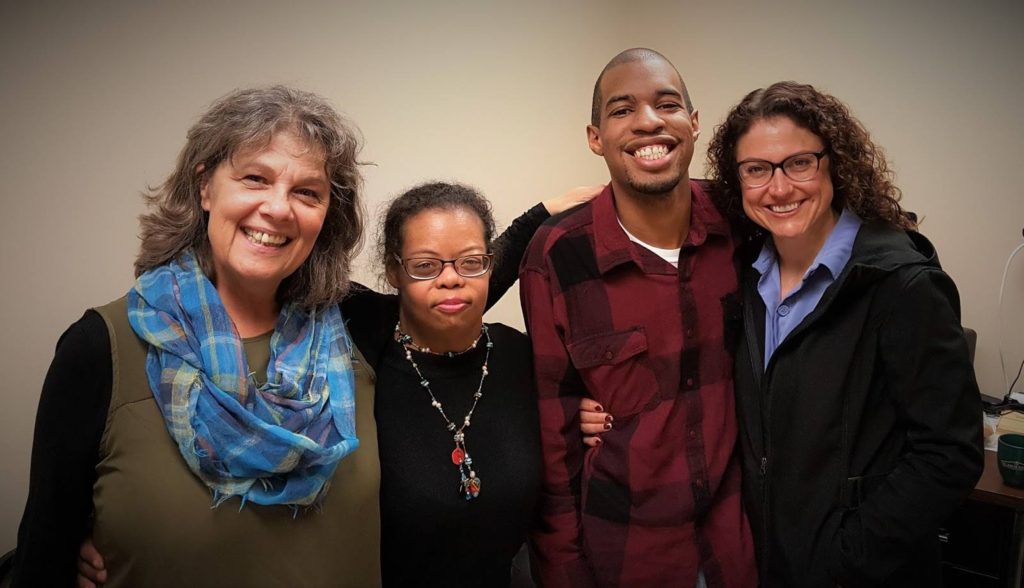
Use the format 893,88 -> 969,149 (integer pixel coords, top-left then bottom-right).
379,181 -> 497,279
135,85 -> 365,308
591,47 -> 694,127
707,81 -> 914,234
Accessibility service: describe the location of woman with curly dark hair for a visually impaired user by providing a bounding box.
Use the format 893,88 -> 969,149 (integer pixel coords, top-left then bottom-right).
706,81 -> 914,237
707,81 -> 983,586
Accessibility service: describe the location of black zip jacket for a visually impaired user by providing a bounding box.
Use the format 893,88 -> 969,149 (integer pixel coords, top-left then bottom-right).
734,223 -> 983,587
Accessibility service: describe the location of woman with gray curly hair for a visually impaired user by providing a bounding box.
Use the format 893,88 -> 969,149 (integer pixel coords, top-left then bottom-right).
12,85 -> 376,587
708,82 -> 982,587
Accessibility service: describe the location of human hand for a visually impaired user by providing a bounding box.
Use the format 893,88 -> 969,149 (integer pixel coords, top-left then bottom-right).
580,397 -> 612,448
542,185 -> 604,215
76,536 -> 106,587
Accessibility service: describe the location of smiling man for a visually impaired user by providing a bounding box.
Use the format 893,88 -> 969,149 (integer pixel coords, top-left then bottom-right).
520,49 -> 757,587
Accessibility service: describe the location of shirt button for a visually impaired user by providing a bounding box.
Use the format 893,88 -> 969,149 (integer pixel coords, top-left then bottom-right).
689,429 -> 697,440
685,328 -> 694,337
778,304 -> 791,317
686,377 -> 694,387
604,350 -> 613,360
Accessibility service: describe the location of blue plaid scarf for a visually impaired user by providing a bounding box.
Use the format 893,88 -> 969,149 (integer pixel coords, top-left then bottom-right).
127,250 -> 358,507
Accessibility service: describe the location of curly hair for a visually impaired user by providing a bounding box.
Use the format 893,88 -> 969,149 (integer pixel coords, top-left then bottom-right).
706,81 -> 914,236
378,181 -> 498,282
135,85 -> 365,308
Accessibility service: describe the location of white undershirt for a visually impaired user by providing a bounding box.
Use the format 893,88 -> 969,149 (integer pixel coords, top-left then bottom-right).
618,219 -> 681,268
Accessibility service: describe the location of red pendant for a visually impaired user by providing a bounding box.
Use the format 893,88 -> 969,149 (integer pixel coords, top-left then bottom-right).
451,447 -> 465,465
467,477 -> 481,498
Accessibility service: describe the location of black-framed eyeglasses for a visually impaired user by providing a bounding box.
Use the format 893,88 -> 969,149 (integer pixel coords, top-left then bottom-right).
396,254 -> 495,280
736,150 -> 828,188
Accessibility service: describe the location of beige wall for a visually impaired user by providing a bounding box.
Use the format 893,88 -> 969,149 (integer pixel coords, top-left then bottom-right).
2,0 -> 1022,552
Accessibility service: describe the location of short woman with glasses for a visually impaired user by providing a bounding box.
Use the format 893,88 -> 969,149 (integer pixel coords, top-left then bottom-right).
342,181 -> 594,587
704,82 -> 983,586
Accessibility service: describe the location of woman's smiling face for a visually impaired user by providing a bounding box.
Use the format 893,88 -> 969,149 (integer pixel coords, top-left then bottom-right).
736,116 -> 837,247
200,131 -> 330,297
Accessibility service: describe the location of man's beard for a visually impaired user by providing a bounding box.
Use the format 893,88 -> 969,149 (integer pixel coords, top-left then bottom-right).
624,169 -> 682,197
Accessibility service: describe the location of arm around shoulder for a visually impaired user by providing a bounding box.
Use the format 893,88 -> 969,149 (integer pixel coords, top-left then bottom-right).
12,311 -> 113,587
488,185 -> 602,309
487,203 -> 550,309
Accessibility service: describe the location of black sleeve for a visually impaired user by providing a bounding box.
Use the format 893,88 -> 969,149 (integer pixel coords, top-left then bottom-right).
342,284 -> 399,371
12,310 -> 112,588
832,267 -> 984,585
486,203 -> 549,309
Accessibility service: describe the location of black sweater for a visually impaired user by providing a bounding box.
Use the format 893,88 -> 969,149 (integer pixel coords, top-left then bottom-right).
345,286 -> 542,586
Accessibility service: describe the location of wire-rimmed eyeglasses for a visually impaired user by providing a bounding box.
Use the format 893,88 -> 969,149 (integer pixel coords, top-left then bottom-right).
396,254 -> 495,280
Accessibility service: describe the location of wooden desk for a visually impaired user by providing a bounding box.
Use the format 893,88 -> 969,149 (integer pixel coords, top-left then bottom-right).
973,451 -> 1024,509
960,451 -> 1024,587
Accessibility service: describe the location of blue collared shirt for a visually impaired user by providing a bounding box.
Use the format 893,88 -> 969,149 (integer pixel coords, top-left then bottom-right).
753,209 -> 863,366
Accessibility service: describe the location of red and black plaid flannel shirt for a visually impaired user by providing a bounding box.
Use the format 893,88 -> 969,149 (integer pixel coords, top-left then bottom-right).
520,181 -> 756,588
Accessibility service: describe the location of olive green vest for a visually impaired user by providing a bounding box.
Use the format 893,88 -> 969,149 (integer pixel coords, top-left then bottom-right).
92,297 -> 381,587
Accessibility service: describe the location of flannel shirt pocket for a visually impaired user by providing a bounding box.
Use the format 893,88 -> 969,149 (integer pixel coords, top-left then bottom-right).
567,327 -> 652,416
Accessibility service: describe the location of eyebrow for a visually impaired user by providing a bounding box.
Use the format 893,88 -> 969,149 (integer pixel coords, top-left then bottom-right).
295,175 -> 330,190
737,150 -> 825,165
605,94 -> 633,108
405,246 -> 487,258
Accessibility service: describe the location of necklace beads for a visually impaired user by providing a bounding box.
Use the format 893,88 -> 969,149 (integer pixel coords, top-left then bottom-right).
396,322 -> 491,500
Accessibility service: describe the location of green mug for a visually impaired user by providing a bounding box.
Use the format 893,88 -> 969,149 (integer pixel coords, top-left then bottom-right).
998,433 -> 1024,488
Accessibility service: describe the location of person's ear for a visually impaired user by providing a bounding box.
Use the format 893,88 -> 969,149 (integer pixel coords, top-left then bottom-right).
196,163 -> 211,211
586,124 -> 604,156
386,264 -> 401,289
690,109 -> 701,140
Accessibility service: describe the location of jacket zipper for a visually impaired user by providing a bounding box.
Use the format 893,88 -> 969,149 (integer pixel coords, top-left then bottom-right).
756,314 -> 816,578
743,286 -> 773,576
758,367 -> 772,575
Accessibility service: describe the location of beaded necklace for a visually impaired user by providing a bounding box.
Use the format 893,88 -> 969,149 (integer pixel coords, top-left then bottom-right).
395,322 -> 491,500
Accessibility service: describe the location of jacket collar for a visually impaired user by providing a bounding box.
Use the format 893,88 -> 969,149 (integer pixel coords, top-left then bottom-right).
845,223 -> 938,275
743,219 -> 939,290
742,219 -> 941,378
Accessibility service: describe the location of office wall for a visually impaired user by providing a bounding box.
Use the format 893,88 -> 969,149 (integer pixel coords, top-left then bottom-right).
1,0 -> 1021,552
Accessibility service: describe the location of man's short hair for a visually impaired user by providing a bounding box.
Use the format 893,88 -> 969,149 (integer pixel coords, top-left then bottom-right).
590,48 -> 694,127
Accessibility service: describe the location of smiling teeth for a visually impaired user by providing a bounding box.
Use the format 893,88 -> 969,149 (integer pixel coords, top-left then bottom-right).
769,202 -> 800,213
634,145 -> 669,160
244,229 -> 288,247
